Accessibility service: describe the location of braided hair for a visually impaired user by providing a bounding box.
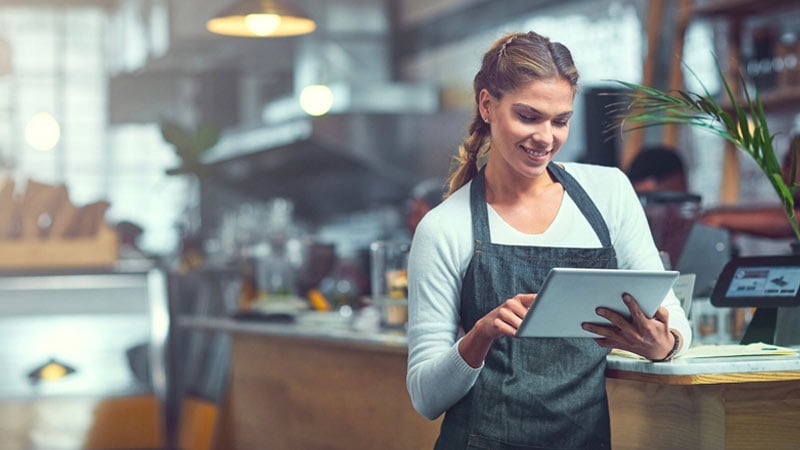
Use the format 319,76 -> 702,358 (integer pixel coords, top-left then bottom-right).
446,31 -> 579,197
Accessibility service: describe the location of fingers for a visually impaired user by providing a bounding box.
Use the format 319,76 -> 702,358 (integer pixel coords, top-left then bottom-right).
490,317 -> 521,337
506,294 -> 534,317
584,293 -> 648,343
496,303 -> 526,328
517,293 -> 537,308
582,322 -> 614,338
587,296 -> 674,359
594,307 -> 629,331
486,294 -> 536,339
584,293 -> 635,338
653,306 -> 670,324
622,292 -> 648,321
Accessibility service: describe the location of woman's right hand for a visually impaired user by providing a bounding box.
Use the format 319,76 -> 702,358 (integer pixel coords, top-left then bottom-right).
458,293 -> 536,368
477,293 -> 537,339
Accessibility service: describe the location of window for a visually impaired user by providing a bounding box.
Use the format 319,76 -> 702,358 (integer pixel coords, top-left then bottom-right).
0,5 -> 183,255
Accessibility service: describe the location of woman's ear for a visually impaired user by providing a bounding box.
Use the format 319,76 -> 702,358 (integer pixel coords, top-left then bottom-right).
478,88 -> 494,122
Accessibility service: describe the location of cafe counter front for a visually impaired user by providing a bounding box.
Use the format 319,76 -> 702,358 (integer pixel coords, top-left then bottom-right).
181,315 -> 800,450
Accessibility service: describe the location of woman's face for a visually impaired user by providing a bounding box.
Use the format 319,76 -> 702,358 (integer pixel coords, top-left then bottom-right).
480,78 -> 574,182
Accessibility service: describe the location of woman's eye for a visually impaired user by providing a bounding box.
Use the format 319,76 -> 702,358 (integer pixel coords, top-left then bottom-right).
518,113 -> 535,122
554,120 -> 569,127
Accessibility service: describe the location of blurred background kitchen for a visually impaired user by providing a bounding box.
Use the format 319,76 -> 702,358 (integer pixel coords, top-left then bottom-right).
0,0 -> 799,449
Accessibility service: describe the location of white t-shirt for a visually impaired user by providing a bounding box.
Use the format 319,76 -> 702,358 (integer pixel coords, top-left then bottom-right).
405,162 -> 693,420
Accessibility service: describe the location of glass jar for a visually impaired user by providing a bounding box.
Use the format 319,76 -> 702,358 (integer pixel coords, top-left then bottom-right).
369,240 -> 410,328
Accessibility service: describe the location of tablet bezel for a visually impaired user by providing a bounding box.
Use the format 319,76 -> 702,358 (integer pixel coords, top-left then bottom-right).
515,267 -> 680,338
710,256 -> 800,308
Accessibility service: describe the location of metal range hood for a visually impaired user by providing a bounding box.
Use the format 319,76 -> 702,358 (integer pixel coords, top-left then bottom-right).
201,80 -> 450,222
197,0 -> 460,222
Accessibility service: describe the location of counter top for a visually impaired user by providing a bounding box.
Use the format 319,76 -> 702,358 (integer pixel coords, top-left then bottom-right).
178,315 -> 409,351
181,315 -> 800,383
606,352 -> 800,384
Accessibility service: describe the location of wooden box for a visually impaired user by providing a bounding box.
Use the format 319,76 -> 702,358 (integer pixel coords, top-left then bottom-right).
0,224 -> 119,270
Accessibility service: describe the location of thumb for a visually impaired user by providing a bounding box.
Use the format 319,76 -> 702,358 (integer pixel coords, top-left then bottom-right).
653,306 -> 670,324
518,293 -> 537,307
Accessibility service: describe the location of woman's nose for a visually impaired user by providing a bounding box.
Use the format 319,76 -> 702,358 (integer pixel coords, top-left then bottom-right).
531,124 -> 552,148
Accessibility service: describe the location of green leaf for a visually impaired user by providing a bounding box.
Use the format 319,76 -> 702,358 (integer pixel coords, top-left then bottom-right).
194,124 -> 220,155
160,121 -> 194,153
160,120 -> 217,178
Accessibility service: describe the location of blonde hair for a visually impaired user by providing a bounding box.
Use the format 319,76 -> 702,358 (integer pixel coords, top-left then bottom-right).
446,31 -> 580,196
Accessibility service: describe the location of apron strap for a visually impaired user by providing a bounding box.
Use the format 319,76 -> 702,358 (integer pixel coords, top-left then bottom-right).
548,163 -> 613,248
469,168 -> 491,246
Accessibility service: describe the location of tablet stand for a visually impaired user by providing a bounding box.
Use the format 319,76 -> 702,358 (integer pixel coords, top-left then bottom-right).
741,307 -> 800,346
739,307 -> 777,345
774,306 -> 800,346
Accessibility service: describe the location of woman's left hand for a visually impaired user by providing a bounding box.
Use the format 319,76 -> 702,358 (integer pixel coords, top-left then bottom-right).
582,292 -> 675,360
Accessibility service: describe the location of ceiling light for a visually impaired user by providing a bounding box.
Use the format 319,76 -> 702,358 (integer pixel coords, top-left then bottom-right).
207,0 -> 316,37
300,84 -> 334,116
25,112 -> 60,151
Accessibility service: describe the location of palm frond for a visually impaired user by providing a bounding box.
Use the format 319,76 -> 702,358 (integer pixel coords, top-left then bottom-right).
612,60 -> 800,242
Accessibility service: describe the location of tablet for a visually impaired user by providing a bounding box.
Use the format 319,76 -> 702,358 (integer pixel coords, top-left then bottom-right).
710,256 -> 800,308
516,267 -> 680,338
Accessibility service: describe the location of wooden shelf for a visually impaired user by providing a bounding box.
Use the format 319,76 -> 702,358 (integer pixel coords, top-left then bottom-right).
687,0 -> 800,203
757,85 -> 800,111
693,0 -> 800,17
721,85 -> 800,113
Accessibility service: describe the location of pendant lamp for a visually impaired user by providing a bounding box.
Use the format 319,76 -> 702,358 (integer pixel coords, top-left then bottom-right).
207,0 -> 316,37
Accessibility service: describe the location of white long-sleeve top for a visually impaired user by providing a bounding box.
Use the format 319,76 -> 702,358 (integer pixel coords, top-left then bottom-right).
406,162 -> 693,420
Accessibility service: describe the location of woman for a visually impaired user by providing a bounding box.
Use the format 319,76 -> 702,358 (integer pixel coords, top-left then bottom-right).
406,31 -> 692,449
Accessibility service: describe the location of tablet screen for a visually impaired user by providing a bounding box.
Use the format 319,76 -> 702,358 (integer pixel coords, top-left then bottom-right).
724,266 -> 800,298
711,256 -> 800,307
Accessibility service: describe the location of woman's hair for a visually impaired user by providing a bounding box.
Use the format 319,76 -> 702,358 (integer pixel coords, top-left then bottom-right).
445,31 -> 579,196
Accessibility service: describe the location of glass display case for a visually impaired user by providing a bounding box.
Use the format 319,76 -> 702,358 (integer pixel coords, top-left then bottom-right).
0,267 -> 170,450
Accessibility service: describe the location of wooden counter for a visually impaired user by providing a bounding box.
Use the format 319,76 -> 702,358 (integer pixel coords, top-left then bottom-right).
606,354 -> 800,449
183,316 -> 440,450
184,316 -> 800,450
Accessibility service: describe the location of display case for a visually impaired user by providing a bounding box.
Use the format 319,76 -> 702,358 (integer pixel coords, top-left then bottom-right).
0,267 -> 170,450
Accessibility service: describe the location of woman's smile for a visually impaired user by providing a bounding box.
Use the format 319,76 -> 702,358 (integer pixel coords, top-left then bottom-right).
520,144 -> 551,159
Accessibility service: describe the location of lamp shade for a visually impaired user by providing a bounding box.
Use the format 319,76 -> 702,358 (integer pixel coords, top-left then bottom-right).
207,0 -> 316,37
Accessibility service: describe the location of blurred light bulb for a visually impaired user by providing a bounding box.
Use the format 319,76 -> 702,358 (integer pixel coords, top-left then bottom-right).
245,14 -> 281,36
40,362 -> 68,380
300,84 -> 334,116
25,112 -> 60,151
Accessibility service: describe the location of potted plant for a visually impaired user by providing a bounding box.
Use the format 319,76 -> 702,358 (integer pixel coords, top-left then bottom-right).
613,65 -> 800,243
160,120 -> 220,261
160,120 -> 220,179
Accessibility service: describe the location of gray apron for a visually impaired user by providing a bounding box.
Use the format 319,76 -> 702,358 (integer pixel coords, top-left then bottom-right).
435,164 -> 617,450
